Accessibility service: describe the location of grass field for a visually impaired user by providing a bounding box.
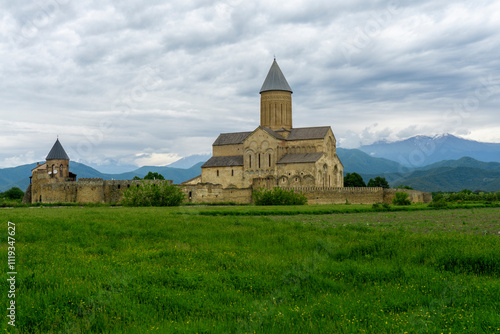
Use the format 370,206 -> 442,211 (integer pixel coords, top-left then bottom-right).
1,205 -> 500,333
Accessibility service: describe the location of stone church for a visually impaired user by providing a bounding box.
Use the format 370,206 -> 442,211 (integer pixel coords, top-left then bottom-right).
198,59 -> 344,189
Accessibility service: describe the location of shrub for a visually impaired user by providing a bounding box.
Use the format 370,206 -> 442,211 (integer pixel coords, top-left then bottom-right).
392,192 -> 411,206
1,187 -> 24,200
372,202 -> 391,211
253,188 -> 307,206
121,182 -> 184,207
428,199 -> 448,208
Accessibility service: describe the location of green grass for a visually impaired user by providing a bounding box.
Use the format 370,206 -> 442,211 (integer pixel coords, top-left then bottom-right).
1,206 -> 500,333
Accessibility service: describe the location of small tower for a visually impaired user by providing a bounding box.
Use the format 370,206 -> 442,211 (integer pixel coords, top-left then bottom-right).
45,138 -> 70,178
260,59 -> 293,131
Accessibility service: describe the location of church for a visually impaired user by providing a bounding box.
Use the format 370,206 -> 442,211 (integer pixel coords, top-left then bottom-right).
197,59 -> 344,189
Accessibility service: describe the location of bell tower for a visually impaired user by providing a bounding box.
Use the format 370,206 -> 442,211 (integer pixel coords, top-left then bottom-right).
45,138 -> 70,178
260,59 -> 293,131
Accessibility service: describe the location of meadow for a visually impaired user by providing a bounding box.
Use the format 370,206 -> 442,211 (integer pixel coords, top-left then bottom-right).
1,205 -> 499,333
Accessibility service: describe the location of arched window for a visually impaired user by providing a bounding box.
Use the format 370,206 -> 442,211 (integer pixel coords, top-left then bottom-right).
268,154 -> 272,167
258,154 -> 261,169
59,164 -> 63,177
249,155 -> 252,168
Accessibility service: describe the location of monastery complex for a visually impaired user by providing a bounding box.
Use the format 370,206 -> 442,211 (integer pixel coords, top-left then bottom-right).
24,60 -> 431,205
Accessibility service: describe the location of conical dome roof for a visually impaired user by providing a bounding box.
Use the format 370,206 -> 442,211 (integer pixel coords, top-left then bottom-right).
260,59 -> 293,93
46,138 -> 70,160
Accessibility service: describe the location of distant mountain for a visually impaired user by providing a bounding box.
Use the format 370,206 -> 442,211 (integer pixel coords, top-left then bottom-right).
416,156 -> 500,171
383,167 -> 500,193
167,154 -> 211,169
337,148 -> 408,174
358,134 -> 500,167
0,162 -> 203,192
0,163 -> 37,192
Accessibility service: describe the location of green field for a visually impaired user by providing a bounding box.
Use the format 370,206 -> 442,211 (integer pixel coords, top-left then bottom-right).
1,206 -> 500,333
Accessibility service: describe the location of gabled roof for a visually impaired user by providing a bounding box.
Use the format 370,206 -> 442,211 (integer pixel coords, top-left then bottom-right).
201,155 -> 244,168
260,59 -> 293,93
258,126 -> 286,140
46,138 -> 70,160
277,153 -> 324,164
213,132 -> 253,146
286,126 -> 331,141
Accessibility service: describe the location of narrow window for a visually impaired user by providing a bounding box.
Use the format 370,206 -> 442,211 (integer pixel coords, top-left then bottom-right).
231,169 -> 234,176
249,155 -> 252,168
269,154 -> 271,167
118,184 -> 121,189
189,191 -> 192,199
258,154 -> 261,169
217,170 -> 219,177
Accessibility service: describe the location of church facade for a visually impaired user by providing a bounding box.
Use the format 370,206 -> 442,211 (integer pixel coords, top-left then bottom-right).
198,60 -> 344,189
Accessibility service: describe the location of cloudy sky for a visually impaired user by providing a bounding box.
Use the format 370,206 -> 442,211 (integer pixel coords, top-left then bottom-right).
1,0 -> 499,170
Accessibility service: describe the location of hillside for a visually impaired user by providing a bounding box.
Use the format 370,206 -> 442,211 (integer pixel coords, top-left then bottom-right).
337,148 -> 408,174
362,166 -> 500,193
359,134 -> 500,166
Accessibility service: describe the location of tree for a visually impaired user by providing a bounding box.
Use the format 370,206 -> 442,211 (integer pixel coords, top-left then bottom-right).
367,176 -> 390,188
121,182 -> 184,207
344,173 -> 366,187
395,185 -> 413,190
132,176 -> 142,180
392,192 -> 411,205
2,187 -> 24,200
144,172 -> 165,180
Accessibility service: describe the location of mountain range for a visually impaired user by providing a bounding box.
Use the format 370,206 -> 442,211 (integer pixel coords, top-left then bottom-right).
358,134 -> 500,167
1,134 -> 499,193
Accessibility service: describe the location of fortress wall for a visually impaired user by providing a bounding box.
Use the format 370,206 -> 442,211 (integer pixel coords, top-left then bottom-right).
40,182 -> 78,203
181,184 -> 252,204
103,179 -> 173,203
75,179 -> 105,203
280,186 -> 384,204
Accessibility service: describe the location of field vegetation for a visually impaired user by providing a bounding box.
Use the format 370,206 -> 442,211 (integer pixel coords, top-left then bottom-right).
1,205 -> 499,333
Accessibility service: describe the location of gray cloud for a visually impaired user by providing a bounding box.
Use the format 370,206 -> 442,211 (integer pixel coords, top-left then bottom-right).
1,0 -> 499,168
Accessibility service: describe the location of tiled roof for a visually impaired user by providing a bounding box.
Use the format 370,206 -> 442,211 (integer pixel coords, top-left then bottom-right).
46,139 -> 70,160
213,132 -> 253,146
201,155 -> 244,168
260,59 -> 293,93
286,126 -> 331,141
260,127 -> 286,140
277,153 -> 324,164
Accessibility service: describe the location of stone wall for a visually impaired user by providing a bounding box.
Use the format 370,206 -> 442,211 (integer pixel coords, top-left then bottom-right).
280,186 -> 385,205
35,179 -> 172,204
181,183 -> 252,204
180,184 -> 431,205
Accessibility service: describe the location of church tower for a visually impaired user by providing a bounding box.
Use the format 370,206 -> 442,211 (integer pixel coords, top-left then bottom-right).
45,138 -> 70,178
260,59 -> 293,131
